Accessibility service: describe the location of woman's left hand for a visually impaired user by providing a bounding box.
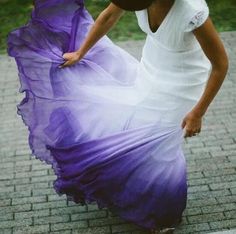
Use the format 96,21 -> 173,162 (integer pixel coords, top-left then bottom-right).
59,52 -> 81,68
181,111 -> 202,138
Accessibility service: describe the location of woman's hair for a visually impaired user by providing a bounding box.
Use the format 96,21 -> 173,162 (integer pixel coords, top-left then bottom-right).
110,0 -> 154,11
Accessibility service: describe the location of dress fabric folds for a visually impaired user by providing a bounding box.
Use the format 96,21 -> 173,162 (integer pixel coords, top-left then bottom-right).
7,0 -> 211,230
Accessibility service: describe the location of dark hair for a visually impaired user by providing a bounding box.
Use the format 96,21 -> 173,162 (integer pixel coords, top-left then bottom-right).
110,0 -> 154,11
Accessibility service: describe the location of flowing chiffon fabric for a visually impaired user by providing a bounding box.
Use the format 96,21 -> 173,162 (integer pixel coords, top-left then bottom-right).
5,0 -> 213,229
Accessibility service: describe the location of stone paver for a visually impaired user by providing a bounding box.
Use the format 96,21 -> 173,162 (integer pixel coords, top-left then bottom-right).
209,230 -> 236,234
0,31 -> 236,234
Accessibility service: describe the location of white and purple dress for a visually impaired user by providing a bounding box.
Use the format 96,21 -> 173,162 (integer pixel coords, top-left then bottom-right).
7,0 -> 211,230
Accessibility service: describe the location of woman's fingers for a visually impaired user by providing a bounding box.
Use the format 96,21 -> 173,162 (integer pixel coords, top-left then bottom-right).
59,59 -> 76,68
184,128 -> 201,138
59,61 -> 71,68
181,119 -> 186,129
182,111 -> 202,138
59,52 -> 80,68
184,129 -> 193,138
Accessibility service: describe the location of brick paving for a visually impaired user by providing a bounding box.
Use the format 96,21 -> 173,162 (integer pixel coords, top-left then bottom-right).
0,31 -> 236,234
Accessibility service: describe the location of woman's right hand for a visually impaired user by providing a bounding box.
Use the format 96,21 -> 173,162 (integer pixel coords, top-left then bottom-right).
59,3 -> 124,69
59,51 -> 82,68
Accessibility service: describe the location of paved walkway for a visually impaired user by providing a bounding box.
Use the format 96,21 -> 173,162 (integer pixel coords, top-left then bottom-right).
0,31 -> 236,234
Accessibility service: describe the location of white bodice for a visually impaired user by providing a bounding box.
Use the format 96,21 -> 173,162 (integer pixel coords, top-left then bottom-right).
132,0 -> 212,124
135,0 -> 209,51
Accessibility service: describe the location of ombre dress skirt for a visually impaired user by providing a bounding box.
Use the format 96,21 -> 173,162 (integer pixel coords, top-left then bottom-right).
6,0 -> 195,230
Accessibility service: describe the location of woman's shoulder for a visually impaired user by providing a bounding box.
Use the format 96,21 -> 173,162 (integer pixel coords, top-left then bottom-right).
178,0 -> 210,32
180,0 -> 209,11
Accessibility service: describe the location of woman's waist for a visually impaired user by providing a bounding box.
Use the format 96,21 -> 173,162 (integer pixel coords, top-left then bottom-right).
137,58 -> 210,87
140,57 -> 211,73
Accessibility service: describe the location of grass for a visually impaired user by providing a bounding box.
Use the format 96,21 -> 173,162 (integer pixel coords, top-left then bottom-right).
0,0 -> 236,54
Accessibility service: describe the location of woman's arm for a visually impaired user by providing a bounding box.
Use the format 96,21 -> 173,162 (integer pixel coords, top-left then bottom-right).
60,3 -> 125,68
182,17 -> 229,138
191,17 -> 229,117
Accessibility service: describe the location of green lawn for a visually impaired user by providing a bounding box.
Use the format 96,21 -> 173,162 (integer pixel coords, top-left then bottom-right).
1,0 -> 236,53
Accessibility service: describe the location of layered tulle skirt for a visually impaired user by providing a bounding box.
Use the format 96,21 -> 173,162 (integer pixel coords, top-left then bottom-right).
7,0 -> 188,229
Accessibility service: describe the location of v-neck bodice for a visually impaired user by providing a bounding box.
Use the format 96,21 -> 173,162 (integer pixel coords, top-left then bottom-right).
133,0 -> 211,109
135,0 -> 210,52
145,0 -> 177,35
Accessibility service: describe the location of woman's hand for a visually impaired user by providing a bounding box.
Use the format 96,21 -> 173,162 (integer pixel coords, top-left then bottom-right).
59,3 -> 124,69
59,52 -> 82,68
181,111 -> 202,138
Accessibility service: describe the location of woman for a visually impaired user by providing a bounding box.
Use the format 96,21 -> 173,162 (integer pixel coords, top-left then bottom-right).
61,0 -> 228,138
7,0 -> 228,233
